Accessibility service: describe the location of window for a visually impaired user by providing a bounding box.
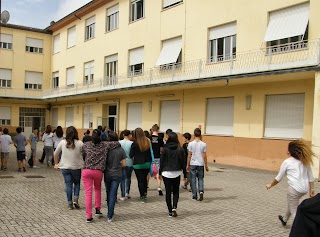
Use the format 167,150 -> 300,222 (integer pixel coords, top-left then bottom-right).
0,107 -> 11,126
67,26 -> 76,48
84,61 -> 94,84
0,68 -> 12,88
85,16 -> 95,40
107,4 -> 119,32
26,37 -> 43,54
209,22 -> 237,62
66,67 -> 75,87
66,107 -> 74,127
129,47 -> 144,76
156,37 -> 182,70
105,54 -> 118,85
83,106 -> 93,129
163,0 -> 183,9
52,72 -> 59,89
53,34 -> 60,54
264,3 -> 309,53
0,33 -> 12,49
25,71 -> 42,90
264,94 -> 305,139
206,97 -> 234,135
127,102 -> 142,130
160,100 -> 180,132
52,108 -> 58,127
130,0 -> 144,22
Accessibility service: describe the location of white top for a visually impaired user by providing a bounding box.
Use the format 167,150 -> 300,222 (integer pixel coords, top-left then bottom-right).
162,171 -> 181,179
0,134 -> 12,153
188,140 -> 207,166
275,157 -> 314,194
42,132 -> 54,146
53,133 -> 64,149
54,139 -> 84,170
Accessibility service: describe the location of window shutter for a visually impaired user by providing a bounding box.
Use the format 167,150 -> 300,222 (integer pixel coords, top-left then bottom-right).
53,34 -> 60,54
163,0 -> 182,8
129,47 -> 144,65
107,4 -> 119,16
52,71 -> 59,78
264,3 -> 309,41
209,22 -> 237,40
26,37 -> 43,48
0,33 -> 13,43
86,16 -> 95,26
105,54 -> 118,63
127,103 -> 143,130
52,108 -> 58,127
67,67 -> 75,86
66,107 -> 74,127
156,37 -> 182,66
264,94 -> 305,138
25,71 -> 43,84
67,26 -> 76,48
0,107 -> 11,120
160,100 -> 180,132
206,97 -> 234,135
0,69 -> 12,80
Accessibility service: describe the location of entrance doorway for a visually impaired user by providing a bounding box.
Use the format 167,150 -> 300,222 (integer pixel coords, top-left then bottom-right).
97,104 -> 118,132
24,116 -> 41,138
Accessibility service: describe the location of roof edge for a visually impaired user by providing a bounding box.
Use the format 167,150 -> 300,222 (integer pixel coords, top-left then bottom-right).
0,23 -> 52,34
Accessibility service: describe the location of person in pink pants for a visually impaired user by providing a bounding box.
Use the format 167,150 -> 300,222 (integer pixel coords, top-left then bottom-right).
82,129 -> 120,223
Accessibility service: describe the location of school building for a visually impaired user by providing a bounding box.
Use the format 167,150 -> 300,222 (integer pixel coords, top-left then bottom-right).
1,0 -> 320,176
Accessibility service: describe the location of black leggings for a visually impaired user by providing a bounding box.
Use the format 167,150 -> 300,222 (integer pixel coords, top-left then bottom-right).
163,176 -> 180,213
134,168 -> 149,198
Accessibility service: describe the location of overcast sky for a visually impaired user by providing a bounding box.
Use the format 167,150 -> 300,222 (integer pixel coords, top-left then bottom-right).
2,0 -> 92,29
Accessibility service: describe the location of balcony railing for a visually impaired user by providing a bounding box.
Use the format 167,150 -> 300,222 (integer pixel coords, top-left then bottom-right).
4,39 -> 318,100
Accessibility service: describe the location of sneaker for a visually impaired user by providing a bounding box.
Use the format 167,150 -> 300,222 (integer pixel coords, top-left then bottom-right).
23,167 -> 26,172
68,204 -> 73,210
278,215 -> 287,226
86,218 -> 93,223
95,208 -> 102,217
172,208 -> 178,217
125,193 -> 131,199
107,218 -> 112,223
158,188 -> 163,196
119,197 -> 126,201
139,196 -> 146,203
18,168 -> 22,172
73,199 -> 80,209
199,192 -> 204,201
192,197 -> 197,201
168,213 -> 173,217
38,159 -> 43,164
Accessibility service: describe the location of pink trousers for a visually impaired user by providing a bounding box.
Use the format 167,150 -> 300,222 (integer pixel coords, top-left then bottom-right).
82,169 -> 103,219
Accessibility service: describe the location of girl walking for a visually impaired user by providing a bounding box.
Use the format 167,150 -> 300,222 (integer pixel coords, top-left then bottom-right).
82,129 -> 120,223
54,126 -> 84,210
42,125 -> 54,167
159,132 -> 185,217
130,128 -> 152,202
266,139 -> 315,226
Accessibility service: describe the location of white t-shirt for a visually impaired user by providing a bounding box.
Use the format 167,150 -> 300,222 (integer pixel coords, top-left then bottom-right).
53,133 -> 64,149
0,134 -> 12,153
275,157 -> 314,194
55,139 -> 84,170
42,133 -> 54,146
188,139 -> 207,166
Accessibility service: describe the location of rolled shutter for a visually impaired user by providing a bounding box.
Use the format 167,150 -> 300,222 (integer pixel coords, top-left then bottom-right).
129,47 -> 144,65
156,37 -> 182,66
160,100 -> 180,132
127,103 -> 143,130
25,71 -> 43,84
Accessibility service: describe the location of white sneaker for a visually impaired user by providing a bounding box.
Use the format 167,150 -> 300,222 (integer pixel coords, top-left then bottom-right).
119,197 -> 126,201
125,193 -> 131,199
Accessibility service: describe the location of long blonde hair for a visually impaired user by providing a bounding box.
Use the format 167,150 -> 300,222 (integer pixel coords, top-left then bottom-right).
135,128 -> 150,152
288,139 -> 314,166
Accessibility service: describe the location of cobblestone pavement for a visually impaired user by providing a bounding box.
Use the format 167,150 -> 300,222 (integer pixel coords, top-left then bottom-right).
0,143 -> 319,237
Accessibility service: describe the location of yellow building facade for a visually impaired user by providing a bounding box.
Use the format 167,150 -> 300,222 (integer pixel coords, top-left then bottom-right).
1,0 -> 320,176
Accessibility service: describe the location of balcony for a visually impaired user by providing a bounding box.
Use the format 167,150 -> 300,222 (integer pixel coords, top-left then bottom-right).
41,39 -> 320,99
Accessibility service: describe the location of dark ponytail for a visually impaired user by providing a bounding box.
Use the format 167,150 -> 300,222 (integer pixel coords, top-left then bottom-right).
92,129 -> 101,145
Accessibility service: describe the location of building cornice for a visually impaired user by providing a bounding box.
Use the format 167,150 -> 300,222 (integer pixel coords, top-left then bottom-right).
0,23 -> 51,34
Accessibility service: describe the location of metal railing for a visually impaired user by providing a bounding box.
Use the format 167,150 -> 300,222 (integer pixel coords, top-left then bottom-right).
17,39 -> 320,99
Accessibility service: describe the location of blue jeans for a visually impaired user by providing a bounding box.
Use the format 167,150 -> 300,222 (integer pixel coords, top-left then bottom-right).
104,175 -> 121,219
61,169 -> 81,204
120,166 -> 134,197
190,165 -> 204,199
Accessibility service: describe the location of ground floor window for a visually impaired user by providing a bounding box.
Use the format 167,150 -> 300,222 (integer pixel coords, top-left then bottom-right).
19,108 -> 46,135
160,100 -> 180,132
127,102 -> 142,130
264,93 -> 305,139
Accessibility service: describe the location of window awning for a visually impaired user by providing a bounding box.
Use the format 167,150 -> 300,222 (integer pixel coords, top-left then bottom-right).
156,36 -> 182,66
264,3 -> 309,42
163,0 -> 182,8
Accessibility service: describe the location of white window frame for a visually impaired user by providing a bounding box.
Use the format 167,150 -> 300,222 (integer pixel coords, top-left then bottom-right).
0,69 -> 12,88
85,16 -> 96,41
129,47 -> 144,76
53,34 -> 60,54
66,67 -> 75,87
205,97 -> 234,136
67,26 -> 76,48
209,35 -> 236,63
84,61 -> 94,85
83,106 -> 93,129
0,107 -> 11,126
105,54 -> 118,85
0,34 -> 13,49
52,72 -> 59,89
107,4 -> 119,32
130,0 -> 144,22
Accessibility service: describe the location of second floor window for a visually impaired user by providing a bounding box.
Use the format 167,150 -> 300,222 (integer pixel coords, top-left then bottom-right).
130,0 -> 144,22
85,16 -> 95,40
84,61 -> 94,84
209,22 -> 237,62
129,47 -> 144,76
105,54 -> 118,85
67,67 -> 75,87
25,71 -> 43,90
156,36 -> 183,70
107,4 -> 119,32
0,68 -> 12,88
0,33 -> 13,49
26,37 -> 43,54
52,72 -> 59,89
163,0 -> 183,9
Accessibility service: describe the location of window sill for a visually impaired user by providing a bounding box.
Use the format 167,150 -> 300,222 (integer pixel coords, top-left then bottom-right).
206,57 -> 236,65
129,17 -> 145,25
26,52 -> 44,55
127,72 -> 144,77
265,45 -> 308,56
0,48 -> 13,51
25,89 -> 42,91
161,2 -> 184,11
0,87 -> 12,89
53,52 -> 60,55
67,45 -> 76,49
105,28 -> 119,34
84,37 -> 95,42
203,134 -> 234,137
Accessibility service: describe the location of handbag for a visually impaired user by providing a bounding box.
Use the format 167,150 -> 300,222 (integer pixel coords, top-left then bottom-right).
149,146 -> 158,177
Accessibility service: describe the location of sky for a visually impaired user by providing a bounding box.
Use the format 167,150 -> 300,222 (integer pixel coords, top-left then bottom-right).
1,0 -> 92,29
